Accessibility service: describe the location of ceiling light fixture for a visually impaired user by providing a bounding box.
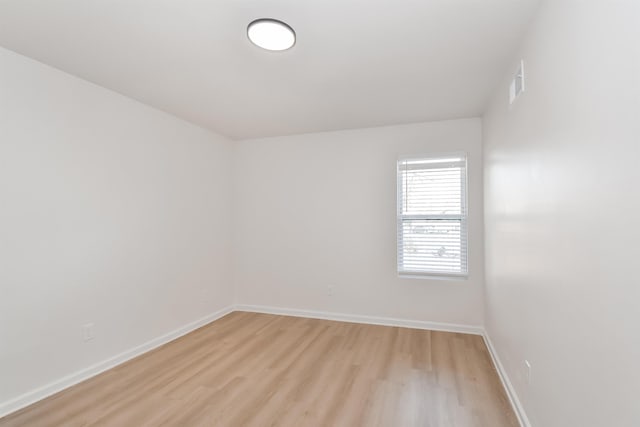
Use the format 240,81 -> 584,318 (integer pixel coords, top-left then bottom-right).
247,19 -> 295,51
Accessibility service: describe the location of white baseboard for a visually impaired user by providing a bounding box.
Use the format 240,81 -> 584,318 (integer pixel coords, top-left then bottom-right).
0,304 -> 235,419
1,304 -> 529,427
235,304 -> 484,336
482,332 -> 532,427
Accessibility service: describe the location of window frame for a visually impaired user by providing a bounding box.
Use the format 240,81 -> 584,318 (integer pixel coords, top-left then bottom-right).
396,152 -> 469,279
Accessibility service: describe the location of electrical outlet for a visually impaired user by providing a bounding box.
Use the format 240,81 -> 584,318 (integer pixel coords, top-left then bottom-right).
82,323 -> 95,342
327,285 -> 335,296
524,359 -> 532,384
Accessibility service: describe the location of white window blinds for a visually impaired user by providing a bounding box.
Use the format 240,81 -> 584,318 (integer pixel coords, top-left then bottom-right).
397,154 -> 468,277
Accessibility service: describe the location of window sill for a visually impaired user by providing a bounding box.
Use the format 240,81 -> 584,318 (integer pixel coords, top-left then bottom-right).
398,272 -> 468,281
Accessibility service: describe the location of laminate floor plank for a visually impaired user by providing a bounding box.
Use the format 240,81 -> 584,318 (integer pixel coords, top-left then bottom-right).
0,312 -> 518,427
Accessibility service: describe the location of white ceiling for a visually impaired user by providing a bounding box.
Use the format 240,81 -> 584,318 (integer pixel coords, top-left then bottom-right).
0,0 -> 538,140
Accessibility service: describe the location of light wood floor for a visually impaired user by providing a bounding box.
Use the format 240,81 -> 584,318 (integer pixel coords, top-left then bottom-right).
0,312 -> 518,427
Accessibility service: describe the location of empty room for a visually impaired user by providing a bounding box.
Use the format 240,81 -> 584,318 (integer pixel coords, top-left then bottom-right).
1,1 -> 638,426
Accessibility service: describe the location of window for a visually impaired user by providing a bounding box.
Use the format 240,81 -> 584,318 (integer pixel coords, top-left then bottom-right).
397,154 -> 468,277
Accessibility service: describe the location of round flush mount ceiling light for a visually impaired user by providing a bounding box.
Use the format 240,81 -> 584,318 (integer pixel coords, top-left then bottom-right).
247,19 -> 295,51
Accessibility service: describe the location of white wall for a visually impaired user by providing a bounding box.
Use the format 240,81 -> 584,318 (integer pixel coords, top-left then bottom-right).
483,1 -> 640,426
0,47 -> 234,408
233,119 -> 484,326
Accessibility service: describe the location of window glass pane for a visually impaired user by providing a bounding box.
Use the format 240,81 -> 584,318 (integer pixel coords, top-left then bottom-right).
402,166 -> 463,215
399,219 -> 466,274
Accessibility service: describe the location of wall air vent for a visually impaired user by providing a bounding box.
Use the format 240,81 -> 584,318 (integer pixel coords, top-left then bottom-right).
509,60 -> 525,105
